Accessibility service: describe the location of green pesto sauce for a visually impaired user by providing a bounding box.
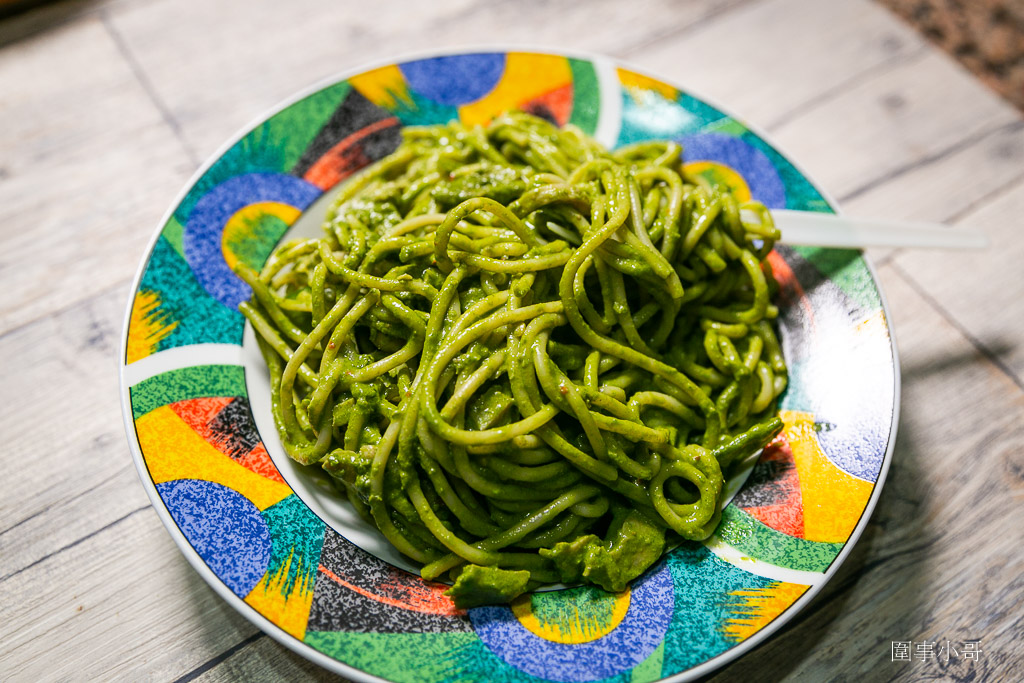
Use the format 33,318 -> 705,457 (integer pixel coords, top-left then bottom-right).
431,166 -> 528,210
467,386 -> 514,431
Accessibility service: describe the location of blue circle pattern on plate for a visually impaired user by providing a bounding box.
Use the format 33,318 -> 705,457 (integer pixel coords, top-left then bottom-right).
470,562 -> 674,681
156,479 -> 272,598
399,54 -> 507,106
679,133 -> 787,209
183,172 -> 321,309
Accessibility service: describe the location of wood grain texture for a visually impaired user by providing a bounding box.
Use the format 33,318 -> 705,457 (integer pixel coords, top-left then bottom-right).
846,120 -> 1024,223
0,508 -> 263,681
624,0 -> 927,129
891,177 -> 1024,386
770,48 -> 1022,200
848,119 -> 1024,278
105,0 -> 745,160
0,15 -> 192,336
1,0 -> 1022,680
185,634 -> 341,683
0,286 -> 142,580
0,0 -> 141,46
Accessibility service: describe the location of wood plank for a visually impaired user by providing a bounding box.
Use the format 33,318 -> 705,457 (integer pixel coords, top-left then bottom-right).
889,177 -> 1024,387
0,277 -> 340,678
710,261 -> 1024,681
846,120 -> 1024,263
189,635 -> 342,683
0,508 -> 262,681
0,285 -> 143,579
0,16 -> 193,336
769,48 -> 1022,201
105,0 -> 745,160
0,463 -> 146,581
624,0 -> 925,129
844,120 -> 1024,223
0,0 -> 135,45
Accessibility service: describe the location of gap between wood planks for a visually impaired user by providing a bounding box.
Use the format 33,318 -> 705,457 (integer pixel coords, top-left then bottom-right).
888,262 -> 1024,394
763,45 -> 929,132
0,277 -> 132,347
0,462 -> 136,539
615,0 -> 755,57
0,505 -> 151,585
99,9 -> 201,167
170,632 -> 267,683
871,166 -> 1024,271
837,120 -> 1024,204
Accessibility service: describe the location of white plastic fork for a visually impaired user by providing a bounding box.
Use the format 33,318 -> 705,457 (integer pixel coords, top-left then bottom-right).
769,209 -> 989,250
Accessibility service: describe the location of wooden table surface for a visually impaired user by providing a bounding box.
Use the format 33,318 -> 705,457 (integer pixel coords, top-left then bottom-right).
2,0 -> 1022,681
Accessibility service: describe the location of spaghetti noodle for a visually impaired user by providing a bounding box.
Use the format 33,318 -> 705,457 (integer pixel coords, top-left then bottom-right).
238,112 -> 786,607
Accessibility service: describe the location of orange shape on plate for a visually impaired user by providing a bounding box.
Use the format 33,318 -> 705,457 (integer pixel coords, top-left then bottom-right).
741,435 -> 805,538
135,405 -> 292,511
169,397 -> 285,484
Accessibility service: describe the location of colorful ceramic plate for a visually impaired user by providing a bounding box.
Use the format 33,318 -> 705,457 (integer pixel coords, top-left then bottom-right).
119,48 -> 899,682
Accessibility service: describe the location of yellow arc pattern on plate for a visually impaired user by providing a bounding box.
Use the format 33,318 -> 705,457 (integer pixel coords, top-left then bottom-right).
683,161 -> 754,203
511,588 -> 631,644
721,582 -> 809,642
245,550 -> 316,641
781,410 -> 873,543
135,406 -> 292,511
221,202 -> 302,272
126,290 -> 178,364
349,64 -> 412,110
616,69 -> 678,102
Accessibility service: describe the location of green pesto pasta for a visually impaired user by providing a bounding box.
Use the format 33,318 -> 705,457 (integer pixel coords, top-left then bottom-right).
237,112 -> 787,607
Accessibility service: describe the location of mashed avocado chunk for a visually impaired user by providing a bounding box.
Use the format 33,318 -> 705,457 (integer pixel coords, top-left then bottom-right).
445,564 -> 532,608
540,508 -> 666,592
